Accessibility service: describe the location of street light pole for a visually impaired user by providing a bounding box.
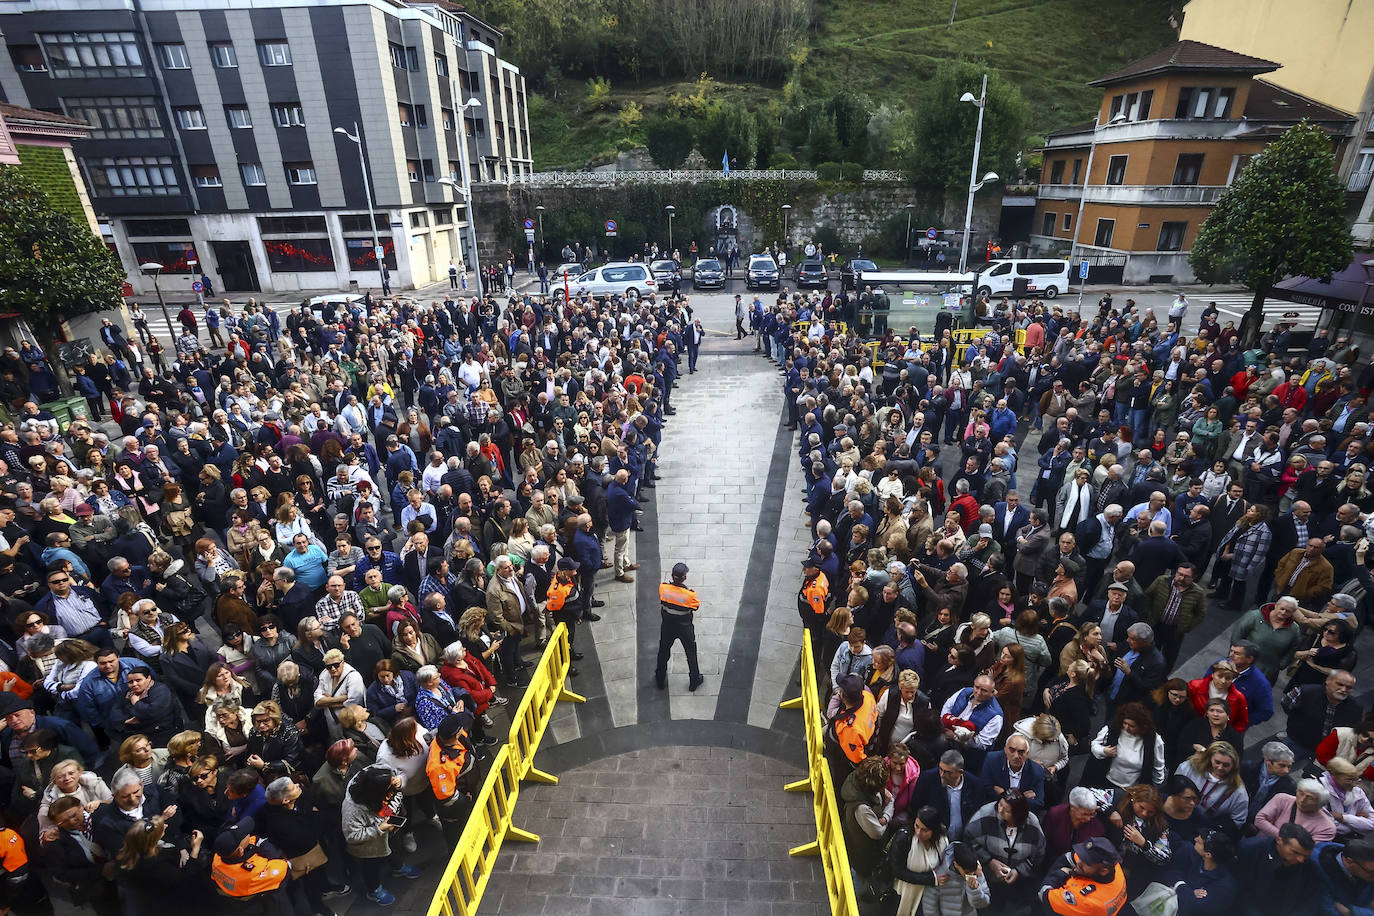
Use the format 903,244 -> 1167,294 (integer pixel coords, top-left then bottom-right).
139,261 -> 173,332
333,122 -> 384,293
1068,111 -> 1128,315
535,204 -> 545,249
958,74 -> 993,275
665,205 -> 676,251
904,203 -> 915,266
446,89 -> 484,293
781,203 -> 792,254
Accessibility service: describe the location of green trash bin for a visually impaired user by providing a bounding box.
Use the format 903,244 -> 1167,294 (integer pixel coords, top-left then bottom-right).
41,400 -> 71,428
65,396 -> 89,422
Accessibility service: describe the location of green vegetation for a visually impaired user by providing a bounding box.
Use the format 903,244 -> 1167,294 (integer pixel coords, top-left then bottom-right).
484,0 -> 1176,171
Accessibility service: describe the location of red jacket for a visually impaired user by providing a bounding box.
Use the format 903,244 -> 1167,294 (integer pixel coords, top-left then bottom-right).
1187,675 -> 1249,732
1273,382 -> 1308,411
440,658 -> 496,713
950,493 -> 981,533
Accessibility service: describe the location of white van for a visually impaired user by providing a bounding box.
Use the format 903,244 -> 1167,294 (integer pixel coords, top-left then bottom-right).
554,262 -> 656,301
974,259 -> 1072,299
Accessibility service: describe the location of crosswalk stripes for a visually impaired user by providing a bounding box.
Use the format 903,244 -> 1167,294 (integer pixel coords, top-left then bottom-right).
1198,294 -> 1324,332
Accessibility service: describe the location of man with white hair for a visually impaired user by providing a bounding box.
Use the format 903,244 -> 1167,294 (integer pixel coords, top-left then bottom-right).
1233,595 -> 1303,682
1040,786 -> 1111,861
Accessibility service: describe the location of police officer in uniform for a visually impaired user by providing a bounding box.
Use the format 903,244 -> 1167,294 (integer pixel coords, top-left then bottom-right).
656,562 -> 703,691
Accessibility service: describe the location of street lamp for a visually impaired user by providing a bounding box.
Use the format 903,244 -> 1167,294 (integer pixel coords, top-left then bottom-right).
665,205 -> 676,251
443,95 -> 484,291
957,74 -> 999,275
535,204 -> 545,249
904,203 -> 915,265
1067,110 -> 1129,313
138,261 -> 173,333
781,203 -> 792,253
333,122 -> 385,293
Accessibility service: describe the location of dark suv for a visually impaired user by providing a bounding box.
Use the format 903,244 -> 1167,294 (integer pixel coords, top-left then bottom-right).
746,254 -> 780,291
840,258 -> 878,291
693,258 -> 725,289
797,261 -> 829,289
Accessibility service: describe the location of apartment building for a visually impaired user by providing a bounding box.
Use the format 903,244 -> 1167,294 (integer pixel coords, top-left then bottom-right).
0,0 -> 532,294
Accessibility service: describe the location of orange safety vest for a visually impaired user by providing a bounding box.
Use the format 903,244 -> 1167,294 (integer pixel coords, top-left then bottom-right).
1044,865 -> 1128,916
834,690 -> 878,764
546,579 -> 574,612
427,737 -> 470,802
659,582 -> 700,617
801,572 -> 830,616
0,828 -> 29,872
211,843 -> 288,898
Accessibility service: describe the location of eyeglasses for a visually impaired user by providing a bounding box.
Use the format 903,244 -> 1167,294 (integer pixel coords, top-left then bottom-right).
260,624 -> 277,633
326,662 -> 342,669
47,577 -> 69,585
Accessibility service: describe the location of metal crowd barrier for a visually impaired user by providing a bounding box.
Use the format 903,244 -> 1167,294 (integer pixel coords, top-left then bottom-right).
427,623 -> 586,916
779,630 -> 860,916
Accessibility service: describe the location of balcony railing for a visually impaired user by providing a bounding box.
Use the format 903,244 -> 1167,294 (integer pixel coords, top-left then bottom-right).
486,169 -> 909,186
1037,183 -> 1227,205
1350,169 -> 1374,193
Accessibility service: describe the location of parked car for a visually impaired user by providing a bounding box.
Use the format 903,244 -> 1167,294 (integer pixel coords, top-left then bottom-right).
796,260 -> 829,289
649,259 -> 681,293
551,262 -> 585,282
553,262 -> 656,301
693,258 -> 725,290
839,258 -> 878,291
974,259 -> 1071,299
746,253 -> 780,291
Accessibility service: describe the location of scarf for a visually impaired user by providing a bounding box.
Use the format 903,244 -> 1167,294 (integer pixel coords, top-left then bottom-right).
895,835 -> 947,916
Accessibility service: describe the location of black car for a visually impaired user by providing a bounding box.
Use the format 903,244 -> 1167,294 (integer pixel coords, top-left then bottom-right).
693,258 -> 725,289
839,258 -> 878,291
649,258 -> 680,293
796,260 -> 829,289
746,254 -> 780,291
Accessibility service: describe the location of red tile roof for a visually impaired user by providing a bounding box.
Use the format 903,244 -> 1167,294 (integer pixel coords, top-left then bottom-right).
1089,40 -> 1280,87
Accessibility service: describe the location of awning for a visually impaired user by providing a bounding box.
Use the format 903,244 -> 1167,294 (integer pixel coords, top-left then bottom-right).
1272,256 -> 1374,319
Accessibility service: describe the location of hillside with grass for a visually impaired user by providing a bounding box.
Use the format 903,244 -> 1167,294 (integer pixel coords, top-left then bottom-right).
484,0 -> 1178,173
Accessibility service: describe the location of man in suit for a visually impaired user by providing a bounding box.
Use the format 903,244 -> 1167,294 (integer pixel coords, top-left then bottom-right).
1207,482 -> 1249,587
1076,504 -> 1123,599
92,770 -> 181,858
1265,501 -> 1317,592
908,748 -> 989,841
1012,509 -> 1051,594
1101,621 -> 1168,712
1273,538 -> 1335,606
1242,741 -> 1299,823
980,733 -> 1048,811
39,796 -> 119,913
1128,519 -> 1188,589
1083,582 -> 1141,655
993,492 -> 1030,557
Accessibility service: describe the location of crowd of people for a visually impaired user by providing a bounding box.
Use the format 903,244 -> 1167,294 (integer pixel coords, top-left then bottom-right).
0,280 -> 702,914
783,292 -> 1374,914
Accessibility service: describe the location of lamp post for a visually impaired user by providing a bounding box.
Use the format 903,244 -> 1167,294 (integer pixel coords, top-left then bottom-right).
535,204 -> 545,249
904,203 -> 915,265
333,122 -> 384,293
780,204 -> 792,253
957,74 -> 999,275
665,205 -> 676,251
1067,110 -> 1129,313
442,95 -> 484,291
138,261 -> 173,333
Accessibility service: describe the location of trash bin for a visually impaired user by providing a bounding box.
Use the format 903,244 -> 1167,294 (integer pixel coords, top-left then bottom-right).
65,396 -> 89,422
41,400 -> 71,428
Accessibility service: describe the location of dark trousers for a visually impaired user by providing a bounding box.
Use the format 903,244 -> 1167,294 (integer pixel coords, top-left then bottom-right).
553,609 -> 578,648
1156,621 -> 1184,669
579,567 -> 598,613
497,628 -> 525,680
655,615 -> 700,685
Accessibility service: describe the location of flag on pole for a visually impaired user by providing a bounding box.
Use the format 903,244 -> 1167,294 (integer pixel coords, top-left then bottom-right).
722,150 -> 730,176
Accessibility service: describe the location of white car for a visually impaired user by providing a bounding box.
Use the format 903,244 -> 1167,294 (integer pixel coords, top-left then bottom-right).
554,262 -> 656,301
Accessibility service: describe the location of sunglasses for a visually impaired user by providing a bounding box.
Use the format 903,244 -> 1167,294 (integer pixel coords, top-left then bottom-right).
192,771 -> 212,783
260,624 -> 277,632
326,662 -> 342,669
48,577 -> 69,585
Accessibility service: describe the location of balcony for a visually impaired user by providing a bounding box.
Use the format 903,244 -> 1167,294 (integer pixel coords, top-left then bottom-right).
1037,184 -> 1227,205
1043,118 -> 1257,149
1350,169 -> 1374,193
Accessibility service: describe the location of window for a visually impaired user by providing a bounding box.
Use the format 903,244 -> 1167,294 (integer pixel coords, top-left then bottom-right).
414,105 -> 428,129
407,160 -> 420,182
156,43 -> 189,69
125,218 -> 192,237
1062,213 -> 1073,232
432,208 -> 453,226
61,97 -> 164,139
1157,221 -> 1187,252
1048,160 -> 1065,185
441,108 -> 454,131
1108,90 -> 1153,123
257,41 -> 291,66
284,162 -> 316,185
465,117 -> 485,139
258,216 -> 327,234
389,43 -> 407,70
173,107 -> 206,130
1172,153 -> 1205,186
1071,158 -> 1083,185
240,163 -> 266,186
448,160 -> 460,180
338,214 -> 389,233
434,55 -> 448,77
191,165 -> 222,188
1175,87 -> 1235,119
1016,262 -> 1066,276
209,42 -> 237,68
271,104 -> 305,128
1041,212 -> 1057,236
131,241 -> 197,272
11,46 -> 47,72
410,211 -> 428,228
264,238 -> 334,272
344,238 -> 396,270
421,159 -> 435,182
84,155 -> 180,196
226,106 -> 252,128
1093,218 -> 1115,248
1228,153 -> 1255,185
38,32 -> 145,78
397,103 -> 412,127
1105,155 -> 1128,186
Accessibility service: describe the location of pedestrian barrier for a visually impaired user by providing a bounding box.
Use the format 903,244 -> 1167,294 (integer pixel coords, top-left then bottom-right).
427,623 -> 585,916
779,631 -> 860,916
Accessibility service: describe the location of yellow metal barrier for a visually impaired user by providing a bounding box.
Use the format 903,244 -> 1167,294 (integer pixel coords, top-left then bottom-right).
427,623 -> 586,916
779,631 -> 860,916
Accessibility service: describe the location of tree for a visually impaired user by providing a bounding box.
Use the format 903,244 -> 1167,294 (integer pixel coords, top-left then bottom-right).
905,60 -> 1030,193
1190,120 -> 1353,345
696,101 -> 755,170
617,101 -> 644,134
0,166 -> 123,363
644,114 -> 697,169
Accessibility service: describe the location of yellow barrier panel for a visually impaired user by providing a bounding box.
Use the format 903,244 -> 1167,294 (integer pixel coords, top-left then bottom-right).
779,631 -> 860,916
427,623 -> 586,916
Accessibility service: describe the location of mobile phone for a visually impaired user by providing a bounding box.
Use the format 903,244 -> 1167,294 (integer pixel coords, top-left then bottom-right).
385,815 -> 407,828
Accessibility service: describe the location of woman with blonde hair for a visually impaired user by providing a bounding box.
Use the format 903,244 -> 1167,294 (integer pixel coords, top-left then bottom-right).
37,759 -> 111,830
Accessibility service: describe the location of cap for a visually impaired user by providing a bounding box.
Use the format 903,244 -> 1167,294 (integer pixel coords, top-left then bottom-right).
671,562 -> 689,578
837,674 -> 865,704
1106,581 -> 1128,592
0,693 -> 34,716
322,648 -> 345,665
556,557 -> 579,571
436,712 -> 471,741
142,418 -> 155,427
74,503 -> 94,516
214,818 -> 256,858
802,557 -> 819,569
1072,837 -> 1120,867
977,523 -> 994,538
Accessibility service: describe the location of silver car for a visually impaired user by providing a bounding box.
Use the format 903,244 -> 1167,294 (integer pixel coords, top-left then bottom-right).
554,262 -> 657,301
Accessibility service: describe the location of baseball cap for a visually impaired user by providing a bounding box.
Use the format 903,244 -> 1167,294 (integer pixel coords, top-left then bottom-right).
214,818 -> 256,858
977,523 -> 993,538
1072,837 -> 1120,866
556,557 -> 579,571
436,712 -> 471,741
74,503 -> 94,516
672,562 -> 689,578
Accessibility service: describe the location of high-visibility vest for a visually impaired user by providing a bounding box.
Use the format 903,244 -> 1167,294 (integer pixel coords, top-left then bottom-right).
427,737 -> 470,802
0,828 -> 28,873
659,582 -> 700,617
546,579 -> 574,612
211,843 -> 288,898
1044,865 -> 1128,916
801,572 -> 830,616
834,690 -> 878,764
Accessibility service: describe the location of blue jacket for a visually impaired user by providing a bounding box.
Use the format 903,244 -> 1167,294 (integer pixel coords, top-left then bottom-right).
1,713 -> 99,763
1314,842 -> 1374,916
75,659 -> 140,728
979,752 -> 1048,810
606,481 -> 640,533
573,528 -> 602,570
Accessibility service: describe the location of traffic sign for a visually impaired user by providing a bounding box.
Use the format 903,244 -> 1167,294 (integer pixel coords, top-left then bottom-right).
605,218 -> 617,237
375,245 -> 385,261
191,280 -> 203,292
1079,260 -> 1090,280
523,218 -> 535,230
121,281 -> 133,297
525,229 -> 535,242
926,227 -> 937,240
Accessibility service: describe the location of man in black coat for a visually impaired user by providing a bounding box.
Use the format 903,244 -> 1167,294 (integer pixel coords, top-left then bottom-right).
92,772 -> 182,858
1082,582 -> 1141,655
907,749 -> 989,840
1283,670 -> 1361,759
1103,622 -> 1168,712
1234,824 -> 1322,916
1242,740 -> 1299,822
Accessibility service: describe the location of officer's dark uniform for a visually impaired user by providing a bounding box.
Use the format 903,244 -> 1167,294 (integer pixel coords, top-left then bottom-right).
656,562 -> 703,691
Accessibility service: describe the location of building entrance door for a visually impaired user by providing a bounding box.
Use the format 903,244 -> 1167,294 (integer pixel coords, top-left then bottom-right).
212,241 -> 260,292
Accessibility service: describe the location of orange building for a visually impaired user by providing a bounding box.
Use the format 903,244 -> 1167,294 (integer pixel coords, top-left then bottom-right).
1033,40 -> 1355,284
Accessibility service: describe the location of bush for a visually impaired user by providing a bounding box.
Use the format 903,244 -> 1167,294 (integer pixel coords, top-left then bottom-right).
617,101 -> 644,133
816,161 -> 843,181
644,115 -> 697,169
771,151 -> 800,169
584,76 -> 613,112
839,162 -> 863,183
